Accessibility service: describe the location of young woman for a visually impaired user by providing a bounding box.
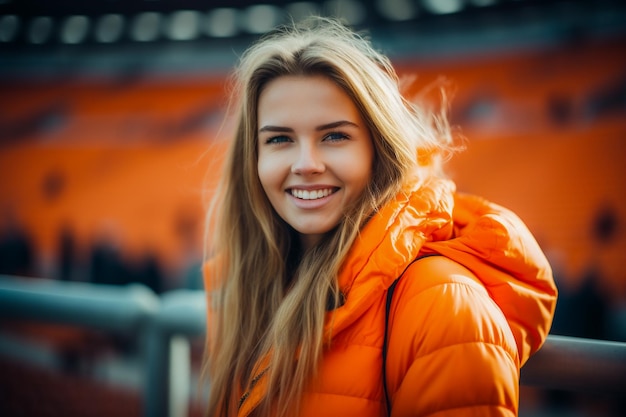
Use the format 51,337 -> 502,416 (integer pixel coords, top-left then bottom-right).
202,17 -> 557,417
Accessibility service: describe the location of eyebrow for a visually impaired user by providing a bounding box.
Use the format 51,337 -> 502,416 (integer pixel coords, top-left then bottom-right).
258,120 -> 359,133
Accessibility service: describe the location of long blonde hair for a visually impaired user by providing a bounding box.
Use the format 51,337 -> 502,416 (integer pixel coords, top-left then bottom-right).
204,16 -> 455,417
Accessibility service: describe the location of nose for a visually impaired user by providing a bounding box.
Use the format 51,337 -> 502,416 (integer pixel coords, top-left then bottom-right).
291,143 -> 325,175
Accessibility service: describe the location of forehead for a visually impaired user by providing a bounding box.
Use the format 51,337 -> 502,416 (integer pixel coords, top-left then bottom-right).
257,75 -> 361,126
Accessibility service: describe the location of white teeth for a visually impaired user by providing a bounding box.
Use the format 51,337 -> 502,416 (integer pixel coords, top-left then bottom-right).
291,188 -> 333,200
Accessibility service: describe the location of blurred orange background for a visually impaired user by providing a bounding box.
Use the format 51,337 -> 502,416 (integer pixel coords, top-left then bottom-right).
1,3 -> 626,416
1,36 -> 624,298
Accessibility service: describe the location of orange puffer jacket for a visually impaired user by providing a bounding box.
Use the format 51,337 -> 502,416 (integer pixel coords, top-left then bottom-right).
214,175 -> 558,417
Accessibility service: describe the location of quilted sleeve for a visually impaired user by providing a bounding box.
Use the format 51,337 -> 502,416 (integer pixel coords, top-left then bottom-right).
387,256 -> 520,417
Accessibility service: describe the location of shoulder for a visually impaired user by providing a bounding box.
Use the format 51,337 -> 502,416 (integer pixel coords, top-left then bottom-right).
388,255 -> 518,359
394,255 -> 488,300
386,255 -> 521,415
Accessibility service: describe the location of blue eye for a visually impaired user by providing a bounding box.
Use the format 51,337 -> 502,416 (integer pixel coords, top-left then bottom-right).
265,135 -> 291,144
324,132 -> 349,142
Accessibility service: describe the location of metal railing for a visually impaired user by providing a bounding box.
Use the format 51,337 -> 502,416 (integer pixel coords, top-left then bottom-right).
520,334 -> 626,393
1,274 -> 626,417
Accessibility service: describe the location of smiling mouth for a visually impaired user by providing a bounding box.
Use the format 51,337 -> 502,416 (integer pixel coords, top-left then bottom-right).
289,188 -> 337,200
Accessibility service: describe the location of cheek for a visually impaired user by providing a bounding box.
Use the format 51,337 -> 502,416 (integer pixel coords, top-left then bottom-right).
340,149 -> 374,190
257,161 -> 270,193
356,165 -> 374,190
337,162 -> 372,196
257,155 -> 280,195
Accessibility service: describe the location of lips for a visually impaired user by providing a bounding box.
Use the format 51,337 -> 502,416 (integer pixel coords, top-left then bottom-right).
290,188 -> 332,200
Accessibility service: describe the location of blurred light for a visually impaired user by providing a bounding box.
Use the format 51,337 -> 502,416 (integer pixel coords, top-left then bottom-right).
242,5 -> 282,34
166,10 -> 200,41
0,15 -> 19,42
131,12 -> 162,42
60,15 -> 89,44
95,14 -> 124,43
376,0 -> 418,21
422,0 -> 464,15
469,0 -> 498,6
324,0 -> 366,25
285,2 -> 320,22
204,8 -> 239,37
28,16 -> 53,44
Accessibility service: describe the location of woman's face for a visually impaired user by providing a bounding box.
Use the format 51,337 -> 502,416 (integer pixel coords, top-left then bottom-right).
257,75 -> 374,251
